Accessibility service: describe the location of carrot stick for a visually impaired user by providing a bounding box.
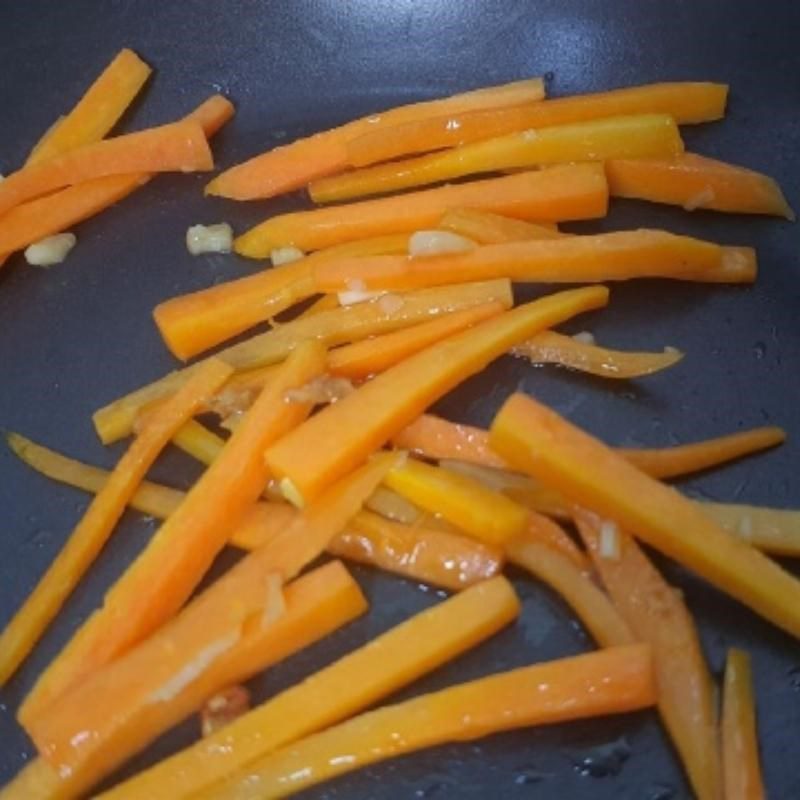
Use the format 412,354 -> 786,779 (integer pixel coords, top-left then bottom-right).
347,81 -> 728,166
513,330 -> 684,378
489,393 -> 800,639
722,649 -> 766,800
606,152 -> 794,219
0,120 -> 213,218
0,95 -> 234,258
313,229 -> 749,293
94,576 -> 521,800
439,207 -> 562,244
0,358 -> 232,688
575,511 -> 721,800
311,114 -> 683,203
521,509 -> 589,568
171,418 -> 226,465
26,49 -> 151,166
205,644 -> 656,799
701,502 -> 800,557
296,292 -> 340,318
383,458 -> 530,546
205,77 -> 545,200
93,279 -> 513,444
234,165 -> 609,257
7,561 -> 366,800
266,286 -> 609,504
154,234 -> 410,361
19,341 -> 327,726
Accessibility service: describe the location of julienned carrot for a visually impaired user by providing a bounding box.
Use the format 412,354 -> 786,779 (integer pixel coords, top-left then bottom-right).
505,538 -> 634,647
19,342 -> 327,726
0,119 -> 213,218
8,562 -> 366,800
96,577 -> 520,800
26,49 -> 151,167
347,81 -> 728,166
311,114 -> 683,203
489,393 -> 800,639
205,77 -> 545,201
234,165 -> 609,257
171,418 -> 226,465
384,458 -> 530,546
606,152 -> 794,219
722,649 -> 766,800
154,234 -> 410,361
266,287 -> 609,504
296,292 -> 340,318
513,330 -> 684,378
0,358 -> 232,689
313,229 -> 748,293
521,509 -> 589,569
0,95 -> 235,258
439,207 -> 562,244
206,644 -> 656,799
93,279 -> 513,444
576,511 -> 720,800
701,502 -> 800,557
331,510 -> 504,590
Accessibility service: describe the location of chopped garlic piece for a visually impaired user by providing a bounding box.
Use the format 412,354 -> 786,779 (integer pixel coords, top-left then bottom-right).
271,245 -> 305,265
280,477 -> 305,509
186,223 -> 233,255
378,293 -> 405,315
201,685 -> 251,737
572,331 -> 596,345
24,233 -> 77,267
409,230 -> 476,257
599,519 -> 621,561
338,289 -> 384,306
683,186 -> 716,212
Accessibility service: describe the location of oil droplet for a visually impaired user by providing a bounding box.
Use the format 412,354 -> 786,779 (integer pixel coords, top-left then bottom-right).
514,765 -> 548,785
572,736 -> 631,778
752,341 -> 766,359
788,665 -> 800,691
648,783 -> 676,800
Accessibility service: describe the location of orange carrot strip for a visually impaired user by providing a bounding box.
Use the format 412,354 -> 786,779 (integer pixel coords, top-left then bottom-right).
576,511 -> 720,800
607,152 -> 794,219
235,165 -> 609,257
521,510 -> 589,569
0,358 -> 232,688
701,502 -> 800,558
0,95 -> 234,257
0,120 -> 213,218
266,286 -> 609,504
722,649 -> 766,800
207,644 -> 656,799
311,114 -> 683,203
296,293 -> 340,319
27,49 -> 151,166
94,279 -> 513,444
95,576 -> 521,800
19,341 -> 327,726
154,233 -> 410,361
439,207 -> 562,244
348,81 -> 728,166
314,229 -> 743,293
205,77 -> 545,200
489,393 -> 800,639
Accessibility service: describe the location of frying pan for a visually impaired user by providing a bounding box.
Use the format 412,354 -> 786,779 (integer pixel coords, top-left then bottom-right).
1,1 -> 798,796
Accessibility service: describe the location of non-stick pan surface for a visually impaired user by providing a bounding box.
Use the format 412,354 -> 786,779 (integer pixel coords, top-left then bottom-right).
1,1 -> 798,797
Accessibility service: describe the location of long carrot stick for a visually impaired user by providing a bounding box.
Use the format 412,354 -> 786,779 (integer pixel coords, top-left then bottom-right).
19,341 -> 327,726
94,576 -> 521,800
700,502 -> 800,558
205,644 -> 656,799
234,165 -> 609,257
0,358 -> 232,688
489,393 -> 800,639
265,286 -> 609,504
205,77 -> 545,200
347,81 -> 728,166
439,207 -> 562,244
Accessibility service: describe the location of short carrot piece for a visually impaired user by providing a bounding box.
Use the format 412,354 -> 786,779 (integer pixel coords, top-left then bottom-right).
94,279 -> 513,444
520,509 -> 589,569
206,644 -> 656,799
347,81 -> 728,166
0,358 -> 232,688
205,77 -> 545,200
439,207 -> 562,244
0,119 -> 213,218
19,341 -> 327,726
234,165 -> 609,257
606,152 -> 794,219
94,576 -> 521,800
265,286 -> 609,504
311,114 -> 683,203
576,511 -> 721,800
313,229 -> 747,293
489,393 -> 800,639
722,649 -> 766,800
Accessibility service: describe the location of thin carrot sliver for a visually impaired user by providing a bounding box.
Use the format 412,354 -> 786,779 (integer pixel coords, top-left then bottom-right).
439,207 -> 562,244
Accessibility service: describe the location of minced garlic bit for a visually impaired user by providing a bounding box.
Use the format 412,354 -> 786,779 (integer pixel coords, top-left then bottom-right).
683,186 -> 716,212
24,233 -> 77,267
270,245 -> 305,265
186,223 -> 233,255
285,375 -> 354,405
408,229 -> 476,257
280,477 -> 305,509
338,289 -> 383,306
599,519 -> 621,561
378,293 -> 405,315
200,685 -> 251,737
572,331 -> 596,345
